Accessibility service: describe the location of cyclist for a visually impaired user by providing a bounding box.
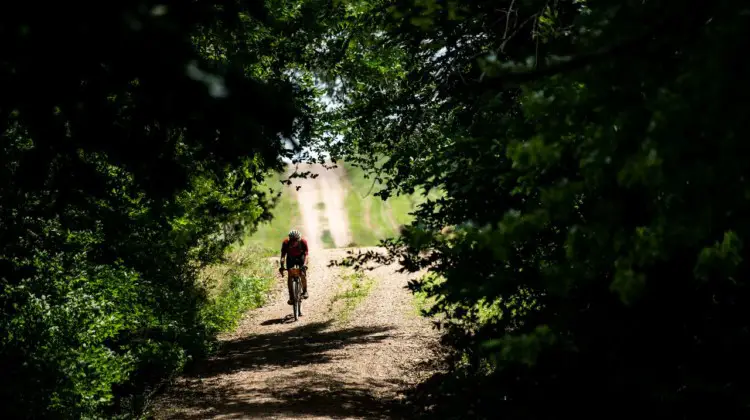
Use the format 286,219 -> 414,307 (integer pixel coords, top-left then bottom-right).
279,229 -> 309,305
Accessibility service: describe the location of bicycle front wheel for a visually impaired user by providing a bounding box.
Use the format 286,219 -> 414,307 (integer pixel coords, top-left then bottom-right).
296,283 -> 303,318
293,279 -> 301,320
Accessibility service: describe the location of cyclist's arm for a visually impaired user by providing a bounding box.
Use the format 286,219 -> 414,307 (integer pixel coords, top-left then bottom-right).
301,239 -> 309,265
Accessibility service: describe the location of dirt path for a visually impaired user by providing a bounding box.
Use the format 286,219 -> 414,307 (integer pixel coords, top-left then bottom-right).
293,164 -> 323,250
153,161 -> 440,419
317,165 -> 352,248
293,163 -> 352,249
153,248 -> 440,419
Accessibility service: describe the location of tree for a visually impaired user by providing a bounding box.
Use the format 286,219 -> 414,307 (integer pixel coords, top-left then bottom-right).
0,1 -> 318,417
305,0 -> 750,417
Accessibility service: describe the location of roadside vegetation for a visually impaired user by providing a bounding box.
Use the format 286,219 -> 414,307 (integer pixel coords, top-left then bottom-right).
0,4 -> 318,418
341,162 -> 439,246
300,0 -> 750,418
200,243 -> 276,333
329,271 -> 376,322
245,172 -> 302,255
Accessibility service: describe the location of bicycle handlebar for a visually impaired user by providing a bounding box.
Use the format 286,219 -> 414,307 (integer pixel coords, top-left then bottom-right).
279,265 -> 307,276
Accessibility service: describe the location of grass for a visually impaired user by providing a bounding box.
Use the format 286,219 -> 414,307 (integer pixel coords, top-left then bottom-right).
343,184 -> 379,247
245,170 -> 301,255
412,289 -> 433,317
410,272 -> 504,331
329,270 -> 375,322
247,163 -> 443,252
340,162 -> 446,246
411,272 -> 440,317
341,163 -> 420,246
387,194 -> 415,228
321,229 -> 335,248
199,169 -> 299,333
370,194 -> 394,237
200,242 -> 276,332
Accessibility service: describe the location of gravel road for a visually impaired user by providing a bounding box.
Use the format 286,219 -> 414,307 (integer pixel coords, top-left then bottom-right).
153,163 -> 441,419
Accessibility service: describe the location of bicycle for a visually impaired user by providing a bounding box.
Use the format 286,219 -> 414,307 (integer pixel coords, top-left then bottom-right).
284,265 -> 304,321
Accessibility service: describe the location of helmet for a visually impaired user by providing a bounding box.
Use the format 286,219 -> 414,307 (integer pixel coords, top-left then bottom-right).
288,229 -> 301,240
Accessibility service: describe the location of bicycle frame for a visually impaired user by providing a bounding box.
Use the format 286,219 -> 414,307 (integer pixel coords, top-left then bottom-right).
286,265 -> 304,321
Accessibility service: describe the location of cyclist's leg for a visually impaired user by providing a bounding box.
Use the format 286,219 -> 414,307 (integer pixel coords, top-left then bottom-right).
288,255 -> 308,299
287,274 -> 294,305
286,258 -> 295,305
290,255 -> 308,297
301,265 -> 308,298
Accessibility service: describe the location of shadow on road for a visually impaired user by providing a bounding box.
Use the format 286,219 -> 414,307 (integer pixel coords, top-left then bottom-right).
159,321 -> 408,419
259,315 -> 295,325
164,371 -> 410,419
184,321 -> 393,378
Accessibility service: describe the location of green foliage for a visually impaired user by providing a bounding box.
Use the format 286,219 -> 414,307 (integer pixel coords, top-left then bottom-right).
321,229 -> 336,248
201,245 -> 275,333
245,170 -> 302,255
341,161 -> 432,246
411,272 -> 440,316
0,2 -> 322,418
343,175 -> 382,246
329,271 -> 375,322
8,0 -> 750,417
2,258 -> 142,416
303,0 -> 750,417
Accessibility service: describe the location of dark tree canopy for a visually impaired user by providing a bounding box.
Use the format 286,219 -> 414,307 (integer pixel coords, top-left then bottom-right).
4,0 -> 750,418
298,0 -> 750,418
0,1 -> 320,417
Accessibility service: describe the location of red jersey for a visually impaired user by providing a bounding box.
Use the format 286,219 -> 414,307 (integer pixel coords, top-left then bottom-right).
281,238 -> 308,258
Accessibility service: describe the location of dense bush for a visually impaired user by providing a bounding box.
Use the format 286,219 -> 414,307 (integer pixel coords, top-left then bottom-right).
301,0 -> 750,418
0,2 -> 318,418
